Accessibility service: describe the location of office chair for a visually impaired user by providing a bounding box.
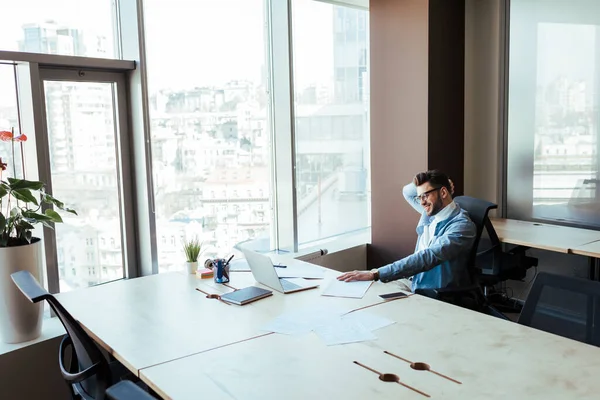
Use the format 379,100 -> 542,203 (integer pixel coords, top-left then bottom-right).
416,196 -> 538,317
518,272 -> 600,346
106,381 -> 158,400
454,196 -> 538,313
11,270 -> 135,400
415,196 -> 498,313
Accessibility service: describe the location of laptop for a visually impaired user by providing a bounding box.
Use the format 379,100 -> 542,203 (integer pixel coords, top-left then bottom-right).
242,249 -> 320,294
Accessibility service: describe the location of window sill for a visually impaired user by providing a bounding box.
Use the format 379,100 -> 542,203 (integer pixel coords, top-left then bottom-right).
284,227 -> 371,260
0,317 -> 65,356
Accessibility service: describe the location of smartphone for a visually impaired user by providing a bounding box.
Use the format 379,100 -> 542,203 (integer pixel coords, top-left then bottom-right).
379,291 -> 409,300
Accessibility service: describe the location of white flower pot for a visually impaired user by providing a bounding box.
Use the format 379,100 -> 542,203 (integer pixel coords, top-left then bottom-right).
186,261 -> 198,274
0,238 -> 43,344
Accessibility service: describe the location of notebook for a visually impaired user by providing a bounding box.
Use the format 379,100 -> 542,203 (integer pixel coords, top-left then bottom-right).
220,286 -> 273,305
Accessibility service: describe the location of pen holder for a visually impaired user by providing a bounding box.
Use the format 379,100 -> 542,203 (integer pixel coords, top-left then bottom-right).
213,258 -> 230,284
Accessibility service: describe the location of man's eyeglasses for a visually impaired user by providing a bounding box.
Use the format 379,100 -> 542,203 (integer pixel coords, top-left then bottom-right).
414,187 -> 442,202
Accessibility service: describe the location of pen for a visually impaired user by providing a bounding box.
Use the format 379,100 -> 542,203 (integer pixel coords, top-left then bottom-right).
274,264 -> 287,268
225,254 -> 234,266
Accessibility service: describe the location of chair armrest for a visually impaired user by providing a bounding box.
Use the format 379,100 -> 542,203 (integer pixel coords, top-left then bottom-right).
59,335 -> 100,383
106,381 -> 157,400
476,245 -> 500,258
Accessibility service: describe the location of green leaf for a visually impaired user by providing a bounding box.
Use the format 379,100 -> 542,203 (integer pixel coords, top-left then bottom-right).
17,220 -> 34,231
65,208 -> 77,215
10,207 -> 20,217
42,194 -> 64,209
44,209 -> 63,223
0,185 -> 8,199
0,213 -> 5,232
22,210 -> 53,221
12,189 -> 39,206
41,220 -> 54,230
7,178 -> 44,191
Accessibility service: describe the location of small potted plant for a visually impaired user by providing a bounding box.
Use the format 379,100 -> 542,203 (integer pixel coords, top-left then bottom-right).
182,237 -> 203,274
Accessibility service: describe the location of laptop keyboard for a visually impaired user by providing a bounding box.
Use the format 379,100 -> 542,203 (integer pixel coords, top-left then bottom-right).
280,278 -> 302,291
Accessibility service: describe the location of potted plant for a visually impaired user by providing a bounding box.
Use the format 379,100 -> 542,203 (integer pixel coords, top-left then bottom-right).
0,128 -> 76,344
182,237 -> 203,274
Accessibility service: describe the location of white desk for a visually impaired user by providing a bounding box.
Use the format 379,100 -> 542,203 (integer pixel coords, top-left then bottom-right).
140,294 -> 600,400
56,263 -> 401,375
56,260 -> 600,399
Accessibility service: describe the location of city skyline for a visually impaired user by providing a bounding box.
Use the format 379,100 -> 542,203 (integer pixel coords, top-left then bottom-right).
0,2 -> 372,290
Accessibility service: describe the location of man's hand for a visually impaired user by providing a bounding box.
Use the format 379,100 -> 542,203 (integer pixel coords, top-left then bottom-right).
337,270 -> 374,282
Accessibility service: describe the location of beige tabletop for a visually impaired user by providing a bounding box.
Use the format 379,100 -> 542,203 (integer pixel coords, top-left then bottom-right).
141,293 -> 600,400
570,240 -> 600,258
491,218 -> 600,253
56,263 -> 405,375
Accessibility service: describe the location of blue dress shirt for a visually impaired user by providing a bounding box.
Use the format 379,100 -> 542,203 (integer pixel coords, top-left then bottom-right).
378,183 -> 476,291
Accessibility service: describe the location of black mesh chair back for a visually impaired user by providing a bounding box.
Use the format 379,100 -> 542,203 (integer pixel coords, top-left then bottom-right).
453,196 -> 500,274
11,270 -> 111,399
518,272 -> 600,346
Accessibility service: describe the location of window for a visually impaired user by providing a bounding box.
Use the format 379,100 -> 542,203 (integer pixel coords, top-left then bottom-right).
292,0 -> 370,245
42,75 -> 128,292
0,64 -> 21,181
1,0 -> 118,58
145,0 -> 273,272
507,1 -> 600,228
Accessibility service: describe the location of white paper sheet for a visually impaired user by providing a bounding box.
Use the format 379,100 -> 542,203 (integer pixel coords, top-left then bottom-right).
314,319 -> 377,346
276,264 -> 326,279
321,280 -> 372,299
341,312 -> 395,332
260,305 -> 347,335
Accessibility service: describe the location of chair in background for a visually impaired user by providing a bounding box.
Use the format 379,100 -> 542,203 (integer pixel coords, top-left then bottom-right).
518,271 -> 600,346
106,381 -> 158,400
11,270 -> 135,400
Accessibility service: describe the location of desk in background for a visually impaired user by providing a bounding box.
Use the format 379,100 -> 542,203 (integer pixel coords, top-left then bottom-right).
491,218 -> 600,280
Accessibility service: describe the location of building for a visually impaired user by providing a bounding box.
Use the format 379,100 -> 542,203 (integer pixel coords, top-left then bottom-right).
332,7 -> 368,103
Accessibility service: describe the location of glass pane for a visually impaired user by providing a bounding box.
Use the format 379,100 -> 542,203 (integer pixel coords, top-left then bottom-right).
292,0 -> 371,245
1,1 -> 117,58
144,0 -> 272,272
0,64 -> 21,180
43,80 -> 124,291
508,1 -> 600,227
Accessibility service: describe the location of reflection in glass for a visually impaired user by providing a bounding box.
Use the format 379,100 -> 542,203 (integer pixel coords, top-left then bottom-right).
292,1 -> 371,245
508,1 -> 600,227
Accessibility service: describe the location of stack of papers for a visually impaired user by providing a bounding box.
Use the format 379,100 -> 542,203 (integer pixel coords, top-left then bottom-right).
261,306 -> 395,346
321,279 -> 372,299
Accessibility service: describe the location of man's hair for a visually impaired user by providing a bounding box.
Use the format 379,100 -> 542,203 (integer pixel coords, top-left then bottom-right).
413,169 -> 451,192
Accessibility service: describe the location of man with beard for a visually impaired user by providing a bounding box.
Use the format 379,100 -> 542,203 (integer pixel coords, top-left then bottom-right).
337,170 -> 476,292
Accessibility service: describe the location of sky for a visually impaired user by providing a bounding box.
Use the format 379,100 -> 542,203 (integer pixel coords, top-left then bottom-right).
536,22 -> 596,87
0,0 -> 335,98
